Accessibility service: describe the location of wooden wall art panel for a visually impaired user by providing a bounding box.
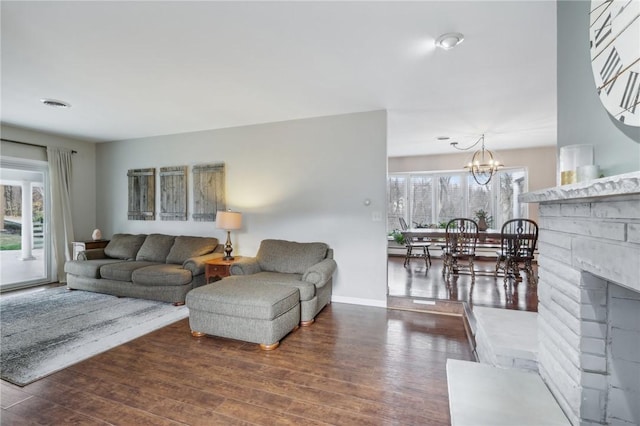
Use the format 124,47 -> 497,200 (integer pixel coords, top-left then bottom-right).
127,168 -> 155,220
192,163 -> 225,222
160,166 -> 187,221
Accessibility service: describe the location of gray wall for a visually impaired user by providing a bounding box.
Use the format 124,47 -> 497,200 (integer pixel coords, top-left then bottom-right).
1,124 -> 97,241
95,110 -> 389,306
557,1 -> 640,176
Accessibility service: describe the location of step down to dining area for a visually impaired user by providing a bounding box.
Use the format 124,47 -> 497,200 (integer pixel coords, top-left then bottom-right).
472,306 -> 538,371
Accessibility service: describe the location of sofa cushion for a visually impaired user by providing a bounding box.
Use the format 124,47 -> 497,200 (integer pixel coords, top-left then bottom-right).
166,236 -> 218,264
132,264 -> 192,286
136,234 -> 176,262
226,272 -> 316,301
104,234 -> 147,260
99,261 -> 158,282
256,239 -> 328,274
64,259 -> 126,278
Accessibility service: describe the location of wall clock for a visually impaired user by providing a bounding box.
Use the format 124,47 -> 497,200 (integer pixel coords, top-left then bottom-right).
589,0 -> 640,127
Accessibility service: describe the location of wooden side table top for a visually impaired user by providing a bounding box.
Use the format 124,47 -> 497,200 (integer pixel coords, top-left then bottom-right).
205,256 -> 244,267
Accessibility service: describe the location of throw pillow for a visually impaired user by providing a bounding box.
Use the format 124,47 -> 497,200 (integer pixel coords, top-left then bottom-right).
166,236 -> 218,264
104,234 -> 147,260
136,234 -> 176,262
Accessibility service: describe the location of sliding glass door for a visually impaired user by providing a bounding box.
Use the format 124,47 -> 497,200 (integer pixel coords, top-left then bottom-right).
0,158 -> 52,291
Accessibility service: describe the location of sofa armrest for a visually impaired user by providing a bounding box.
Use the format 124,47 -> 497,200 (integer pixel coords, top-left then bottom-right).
78,249 -> 107,260
302,258 -> 337,286
183,252 -> 224,276
230,258 -> 262,275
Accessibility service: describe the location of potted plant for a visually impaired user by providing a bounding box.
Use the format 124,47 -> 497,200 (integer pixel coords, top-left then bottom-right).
474,209 -> 492,231
390,230 -> 405,245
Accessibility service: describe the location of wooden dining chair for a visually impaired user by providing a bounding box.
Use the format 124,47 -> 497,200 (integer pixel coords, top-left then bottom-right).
441,218 -> 478,280
398,218 -> 431,268
494,219 -> 538,285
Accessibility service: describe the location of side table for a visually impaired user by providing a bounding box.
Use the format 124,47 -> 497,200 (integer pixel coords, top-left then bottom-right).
205,257 -> 243,283
72,240 -> 109,260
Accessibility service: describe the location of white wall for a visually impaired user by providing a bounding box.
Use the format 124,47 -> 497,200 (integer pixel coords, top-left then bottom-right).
388,146 -> 557,224
95,110 -> 389,306
1,124 -> 97,240
557,1 -> 640,176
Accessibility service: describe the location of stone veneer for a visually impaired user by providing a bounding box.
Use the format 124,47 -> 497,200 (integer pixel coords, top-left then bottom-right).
521,172 -> 640,426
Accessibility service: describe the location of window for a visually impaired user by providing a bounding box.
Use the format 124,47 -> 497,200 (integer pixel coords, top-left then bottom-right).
410,175 -> 433,227
388,168 -> 527,231
387,175 -> 407,231
437,175 -> 464,225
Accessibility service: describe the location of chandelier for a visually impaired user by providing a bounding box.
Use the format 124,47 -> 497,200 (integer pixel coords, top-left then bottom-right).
450,134 -> 502,185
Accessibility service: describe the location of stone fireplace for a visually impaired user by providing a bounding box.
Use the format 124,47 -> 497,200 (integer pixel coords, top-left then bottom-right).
521,172 -> 640,426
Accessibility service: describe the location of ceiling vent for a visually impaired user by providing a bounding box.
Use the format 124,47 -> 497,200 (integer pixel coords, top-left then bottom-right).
40,98 -> 71,108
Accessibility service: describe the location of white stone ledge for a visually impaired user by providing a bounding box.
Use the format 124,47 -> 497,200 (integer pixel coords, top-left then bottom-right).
520,172 -> 640,204
447,359 -> 570,426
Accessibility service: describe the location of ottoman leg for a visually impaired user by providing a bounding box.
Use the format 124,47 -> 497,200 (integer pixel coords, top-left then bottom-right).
300,319 -> 315,327
191,330 -> 206,337
260,342 -> 280,351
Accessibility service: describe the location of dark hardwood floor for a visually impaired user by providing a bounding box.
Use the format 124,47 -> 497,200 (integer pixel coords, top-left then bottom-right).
1,302 -> 474,425
388,256 -> 538,312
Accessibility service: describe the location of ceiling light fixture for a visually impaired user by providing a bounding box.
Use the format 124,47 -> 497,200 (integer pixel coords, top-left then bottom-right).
450,134 -> 502,185
435,32 -> 464,50
40,98 -> 71,108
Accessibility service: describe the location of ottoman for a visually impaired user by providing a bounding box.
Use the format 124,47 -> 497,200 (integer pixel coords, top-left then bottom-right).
186,279 -> 300,350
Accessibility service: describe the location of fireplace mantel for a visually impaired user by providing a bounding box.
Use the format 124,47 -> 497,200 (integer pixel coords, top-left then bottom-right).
520,171 -> 640,204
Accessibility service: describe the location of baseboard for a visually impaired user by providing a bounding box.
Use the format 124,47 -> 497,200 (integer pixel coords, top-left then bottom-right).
331,295 -> 387,308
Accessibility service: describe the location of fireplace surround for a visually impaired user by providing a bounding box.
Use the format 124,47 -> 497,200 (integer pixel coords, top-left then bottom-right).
521,172 -> 639,426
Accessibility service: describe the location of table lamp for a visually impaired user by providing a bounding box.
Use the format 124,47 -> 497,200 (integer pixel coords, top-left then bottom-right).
216,210 -> 242,260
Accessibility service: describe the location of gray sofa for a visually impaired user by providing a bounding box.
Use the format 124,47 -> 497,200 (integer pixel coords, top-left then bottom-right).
227,239 -> 337,325
65,233 -> 223,304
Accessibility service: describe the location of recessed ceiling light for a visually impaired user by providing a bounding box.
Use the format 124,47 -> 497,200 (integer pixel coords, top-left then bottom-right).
435,32 -> 464,50
40,98 -> 71,108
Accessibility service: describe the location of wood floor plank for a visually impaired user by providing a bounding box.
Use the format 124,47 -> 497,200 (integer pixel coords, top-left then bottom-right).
2,394 -> 109,426
1,302 -> 473,425
388,257 -> 538,311
0,382 -> 32,409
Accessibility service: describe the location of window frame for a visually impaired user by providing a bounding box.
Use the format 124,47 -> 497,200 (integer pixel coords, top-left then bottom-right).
388,167 -> 528,231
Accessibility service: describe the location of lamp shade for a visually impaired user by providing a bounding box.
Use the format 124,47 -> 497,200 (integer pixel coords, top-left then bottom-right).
215,211 -> 242,230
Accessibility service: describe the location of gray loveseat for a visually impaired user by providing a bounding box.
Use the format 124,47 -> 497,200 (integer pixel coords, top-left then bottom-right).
228,239 -> 337,325
65,233 -> 223,304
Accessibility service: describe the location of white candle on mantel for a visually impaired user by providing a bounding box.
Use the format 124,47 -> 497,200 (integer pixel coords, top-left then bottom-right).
577,165 -> 600,182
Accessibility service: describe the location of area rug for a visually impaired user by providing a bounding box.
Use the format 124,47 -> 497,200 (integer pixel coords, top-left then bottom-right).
0,287 -> 188,386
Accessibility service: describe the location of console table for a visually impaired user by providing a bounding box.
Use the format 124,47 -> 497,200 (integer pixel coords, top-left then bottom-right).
72,240 -> 109,260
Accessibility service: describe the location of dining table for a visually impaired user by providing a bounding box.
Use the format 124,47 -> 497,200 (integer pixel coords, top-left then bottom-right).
401,228 -> 503,244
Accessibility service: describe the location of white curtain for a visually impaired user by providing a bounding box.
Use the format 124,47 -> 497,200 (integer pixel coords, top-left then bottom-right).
47,147 -> 75,282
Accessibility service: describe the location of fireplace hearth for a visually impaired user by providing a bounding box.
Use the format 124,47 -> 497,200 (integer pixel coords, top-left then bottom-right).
521,172 -> 640,426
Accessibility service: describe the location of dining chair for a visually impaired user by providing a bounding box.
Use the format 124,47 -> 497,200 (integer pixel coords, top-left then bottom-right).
398,218 -> 431,268
441,218 -> 478,280
494,219 -> 538,285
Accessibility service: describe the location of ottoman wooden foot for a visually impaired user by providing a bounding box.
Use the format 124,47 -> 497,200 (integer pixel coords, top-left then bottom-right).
260,342 -> 280,351
173,301 -> 185,306
300,319 -> 315,327
191,331 -> 206,337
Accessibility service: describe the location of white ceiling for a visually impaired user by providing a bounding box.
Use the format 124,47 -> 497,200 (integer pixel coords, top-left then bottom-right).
1,1 -> 557,156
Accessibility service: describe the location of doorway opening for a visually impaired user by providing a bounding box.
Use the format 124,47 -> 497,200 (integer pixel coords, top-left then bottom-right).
0,158 -> 52,291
